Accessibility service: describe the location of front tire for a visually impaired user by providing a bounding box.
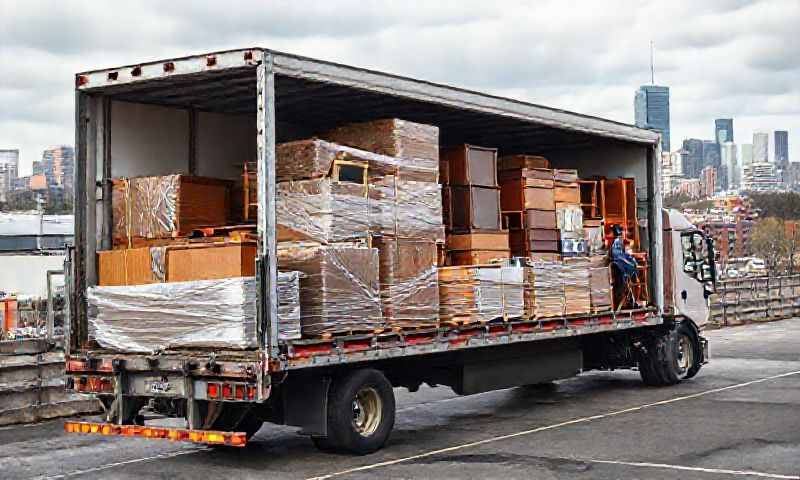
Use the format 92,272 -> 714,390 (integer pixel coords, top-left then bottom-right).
317,369 -> 395,455
639,322 -> 701,386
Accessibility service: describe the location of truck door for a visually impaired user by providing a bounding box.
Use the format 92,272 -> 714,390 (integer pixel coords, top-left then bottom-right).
674,230 -> 715,327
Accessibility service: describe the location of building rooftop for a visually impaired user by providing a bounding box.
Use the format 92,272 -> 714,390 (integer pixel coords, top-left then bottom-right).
0,213 -> 73,236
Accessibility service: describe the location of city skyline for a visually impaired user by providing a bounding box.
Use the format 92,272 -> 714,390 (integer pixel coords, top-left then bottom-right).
2,1 -> 798,173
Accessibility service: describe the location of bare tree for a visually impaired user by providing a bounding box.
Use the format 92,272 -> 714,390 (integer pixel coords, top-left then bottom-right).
750,218 -> 790,274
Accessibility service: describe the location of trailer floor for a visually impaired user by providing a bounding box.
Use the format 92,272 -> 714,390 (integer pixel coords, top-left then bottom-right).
2,319 -> 799,480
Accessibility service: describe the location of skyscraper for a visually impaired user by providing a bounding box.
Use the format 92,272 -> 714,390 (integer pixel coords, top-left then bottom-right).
715,118 -> 734,143
634,85 -> 670,151
681,138 -> 704,179
0,149 -> 19,203
703,140 -> 721,169
721,142 -> 738,189
775,130 -> 789,169
753,132 -> 769,163
741,144 -> 753,166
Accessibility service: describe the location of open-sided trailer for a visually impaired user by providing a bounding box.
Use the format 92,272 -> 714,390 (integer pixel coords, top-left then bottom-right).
65,48 -> 708,453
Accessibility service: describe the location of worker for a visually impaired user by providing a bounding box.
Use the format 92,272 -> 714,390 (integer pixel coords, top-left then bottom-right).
610,224 -> 637,280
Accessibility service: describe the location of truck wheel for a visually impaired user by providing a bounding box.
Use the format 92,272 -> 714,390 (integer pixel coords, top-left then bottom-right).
639,323 -> 701,386
322,369 -> 395,455
676,322 -> 702,379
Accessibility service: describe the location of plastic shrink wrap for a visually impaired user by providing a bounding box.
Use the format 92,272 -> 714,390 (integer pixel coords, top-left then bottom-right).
439,266 -> 504,324
368,171 -> 444,242
322,118 -> 440,170
563,257 -> 592,315
556,203 -> 584,239
277,244 -> 382,336
589,256 -> 613,311
528,260 -> 565,318
374,238 -> 439,329
87,274 -> 301,353
500,264 -> 525,319
112,175 -> 229,246
276,179 -> 370,243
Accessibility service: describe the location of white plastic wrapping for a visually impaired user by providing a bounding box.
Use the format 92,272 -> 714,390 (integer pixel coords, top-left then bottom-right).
87,274 -> 301,353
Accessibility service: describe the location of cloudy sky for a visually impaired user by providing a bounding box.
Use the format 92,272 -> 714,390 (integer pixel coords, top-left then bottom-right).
1,0 -> 798,173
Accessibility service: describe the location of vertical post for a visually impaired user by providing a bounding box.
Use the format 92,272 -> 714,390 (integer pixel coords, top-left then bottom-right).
188,108 -> 198,175
647,144 -> 664,314
72,91 -> 88,351
100,97 -> 113,251
257,54 -> 279,359
86,95 -> 98,287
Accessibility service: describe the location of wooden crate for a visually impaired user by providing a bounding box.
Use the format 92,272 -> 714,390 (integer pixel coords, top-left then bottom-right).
525,209 -> 557,229
554,184 -> 580,204
509,229 -> 560,256
448,249 -> 510,266
440,144 -> 498,187
448,185 -> 501,231
498,155 -> 549,171
446,232 -> 510,251
500,179 -> 555,211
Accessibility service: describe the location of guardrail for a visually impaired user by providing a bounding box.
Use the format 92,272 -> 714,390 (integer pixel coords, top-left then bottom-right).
0,338 -> 101,426
710,275 -> 800,326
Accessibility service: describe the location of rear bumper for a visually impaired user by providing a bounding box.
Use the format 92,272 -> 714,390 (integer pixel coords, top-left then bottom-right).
64,421 -> 248,447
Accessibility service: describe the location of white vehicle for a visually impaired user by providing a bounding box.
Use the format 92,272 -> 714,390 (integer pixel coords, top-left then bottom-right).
725,268 -> 740,278
745,258 -> 767,275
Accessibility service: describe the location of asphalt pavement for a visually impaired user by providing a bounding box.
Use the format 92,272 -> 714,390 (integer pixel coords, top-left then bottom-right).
1,319 -> 799,480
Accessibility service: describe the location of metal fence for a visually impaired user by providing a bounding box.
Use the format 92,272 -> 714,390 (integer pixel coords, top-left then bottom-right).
710,275 -> 800,326
0,339 -> 100,426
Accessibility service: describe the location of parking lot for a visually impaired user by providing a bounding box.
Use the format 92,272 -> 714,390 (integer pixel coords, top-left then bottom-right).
2,318 -> 799,480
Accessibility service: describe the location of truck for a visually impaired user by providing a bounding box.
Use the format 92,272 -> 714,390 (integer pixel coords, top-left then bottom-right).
64,48 -> 715,453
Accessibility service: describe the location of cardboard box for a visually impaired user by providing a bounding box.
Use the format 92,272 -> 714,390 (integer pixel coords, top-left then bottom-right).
448,249 -> 510,266
446,232 -> 509,251
113,175 -> 230,247
374,238 -> 439,328
98,243 -> 256,286
554,185 -> 580,204
526,209 -> 557,229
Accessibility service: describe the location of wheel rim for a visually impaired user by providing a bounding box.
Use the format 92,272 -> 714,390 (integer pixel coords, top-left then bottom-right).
352,386 -> 382,436
676,334 -> 693,373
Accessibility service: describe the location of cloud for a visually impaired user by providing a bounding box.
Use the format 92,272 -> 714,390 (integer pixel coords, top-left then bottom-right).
1,0 -> 798,173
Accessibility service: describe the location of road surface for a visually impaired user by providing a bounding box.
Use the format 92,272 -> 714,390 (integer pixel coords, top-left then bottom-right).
2,318 -> 799,479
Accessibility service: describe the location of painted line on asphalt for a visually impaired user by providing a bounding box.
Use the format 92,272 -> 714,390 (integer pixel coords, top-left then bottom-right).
35,447 -> 208,480
584,458 -> 799,479
306,369 -> 800,480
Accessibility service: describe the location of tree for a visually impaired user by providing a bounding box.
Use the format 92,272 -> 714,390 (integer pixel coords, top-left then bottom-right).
749,218 -> 790,274
749,192 -> 800,220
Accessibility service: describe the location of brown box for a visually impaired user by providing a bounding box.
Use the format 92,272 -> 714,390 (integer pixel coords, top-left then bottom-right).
448,249 -> 510,266
500,179 -> 555,211
322,118 -> 440,168
98,243 -> 256,286
554,185 -> 580,204
526,209 -> 557,229
447,232 -> 509,251
554,169 -> 579,183
449,186 -> 501,231
498,155 -> 549,171
440,144 -> 498,187
498,169 -> 554,187
113,175 -> 230,247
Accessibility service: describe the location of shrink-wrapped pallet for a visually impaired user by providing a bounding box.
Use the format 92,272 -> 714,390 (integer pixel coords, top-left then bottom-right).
369,173 -> 444,242
556,203 -> 584,239
112,175 -> 230,247
87,274 -> 300,353
276,139 -> 342,181
375,238 -> 439,329
277,244 -> 382,336
439,265 -> 504,325
589,256 -> 613,311
563,257 -> 592,315
528,260 -> 565,318
500,264 -> 525,319
323,118 -> 439,170
276,179 -> 370,243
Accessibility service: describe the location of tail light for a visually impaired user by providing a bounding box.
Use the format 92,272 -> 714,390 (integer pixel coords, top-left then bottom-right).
65,422 -> 247,447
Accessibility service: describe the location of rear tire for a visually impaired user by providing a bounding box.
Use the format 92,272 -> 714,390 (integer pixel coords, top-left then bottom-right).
318,369 -> 395,455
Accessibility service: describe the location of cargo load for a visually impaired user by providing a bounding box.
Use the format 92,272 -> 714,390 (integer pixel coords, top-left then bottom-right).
528,260 -> 565,318
113,175 -> 230,248
87,274 -> 300,353
563,257 -> 592,315
277,244 -> 382,337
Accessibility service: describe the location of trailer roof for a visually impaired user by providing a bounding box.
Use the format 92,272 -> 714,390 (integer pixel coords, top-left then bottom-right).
76,48 -> 660,148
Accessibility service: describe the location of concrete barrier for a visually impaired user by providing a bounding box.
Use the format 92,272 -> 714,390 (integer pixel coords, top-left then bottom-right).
0,338 -> 101,426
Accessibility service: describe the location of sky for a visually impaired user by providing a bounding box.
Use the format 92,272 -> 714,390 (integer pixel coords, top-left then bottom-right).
1,0 -> 798,174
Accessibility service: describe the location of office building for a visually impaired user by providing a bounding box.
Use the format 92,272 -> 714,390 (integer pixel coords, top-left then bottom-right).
721,142 -> 738,189
0,149 -> 20,204
753,132 -> 769,163
742,162 -> 780,191
634,85 -> 671,151
681,138 -> 704,179
715,118 -> 734,143
741,143 -> 753,166
703,139 -> 721,169
775,130 -> 789,170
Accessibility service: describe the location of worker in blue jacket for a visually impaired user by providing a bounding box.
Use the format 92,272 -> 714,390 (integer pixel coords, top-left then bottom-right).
610,224 -> 637,280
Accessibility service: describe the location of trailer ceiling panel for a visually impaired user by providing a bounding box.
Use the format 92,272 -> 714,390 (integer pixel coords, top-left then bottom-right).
78,48 -> 659,152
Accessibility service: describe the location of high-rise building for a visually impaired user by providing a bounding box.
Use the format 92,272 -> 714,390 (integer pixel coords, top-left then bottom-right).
741,144 -> 753,166
0,149 -> 20,203
753,132 -> 769,163
721,142 -> 738,189
715,118 -> 734,143
634,85 -> 670,151
41,146 -> 75,188
699,166 -> 717,197
703,139 -> 721,169
775,130 -> 789,170
681,138 -> 704,179
742,162 -> 780,191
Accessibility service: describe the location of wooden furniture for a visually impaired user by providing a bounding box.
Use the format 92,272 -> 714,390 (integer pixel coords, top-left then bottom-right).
440,144 -> 498,187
